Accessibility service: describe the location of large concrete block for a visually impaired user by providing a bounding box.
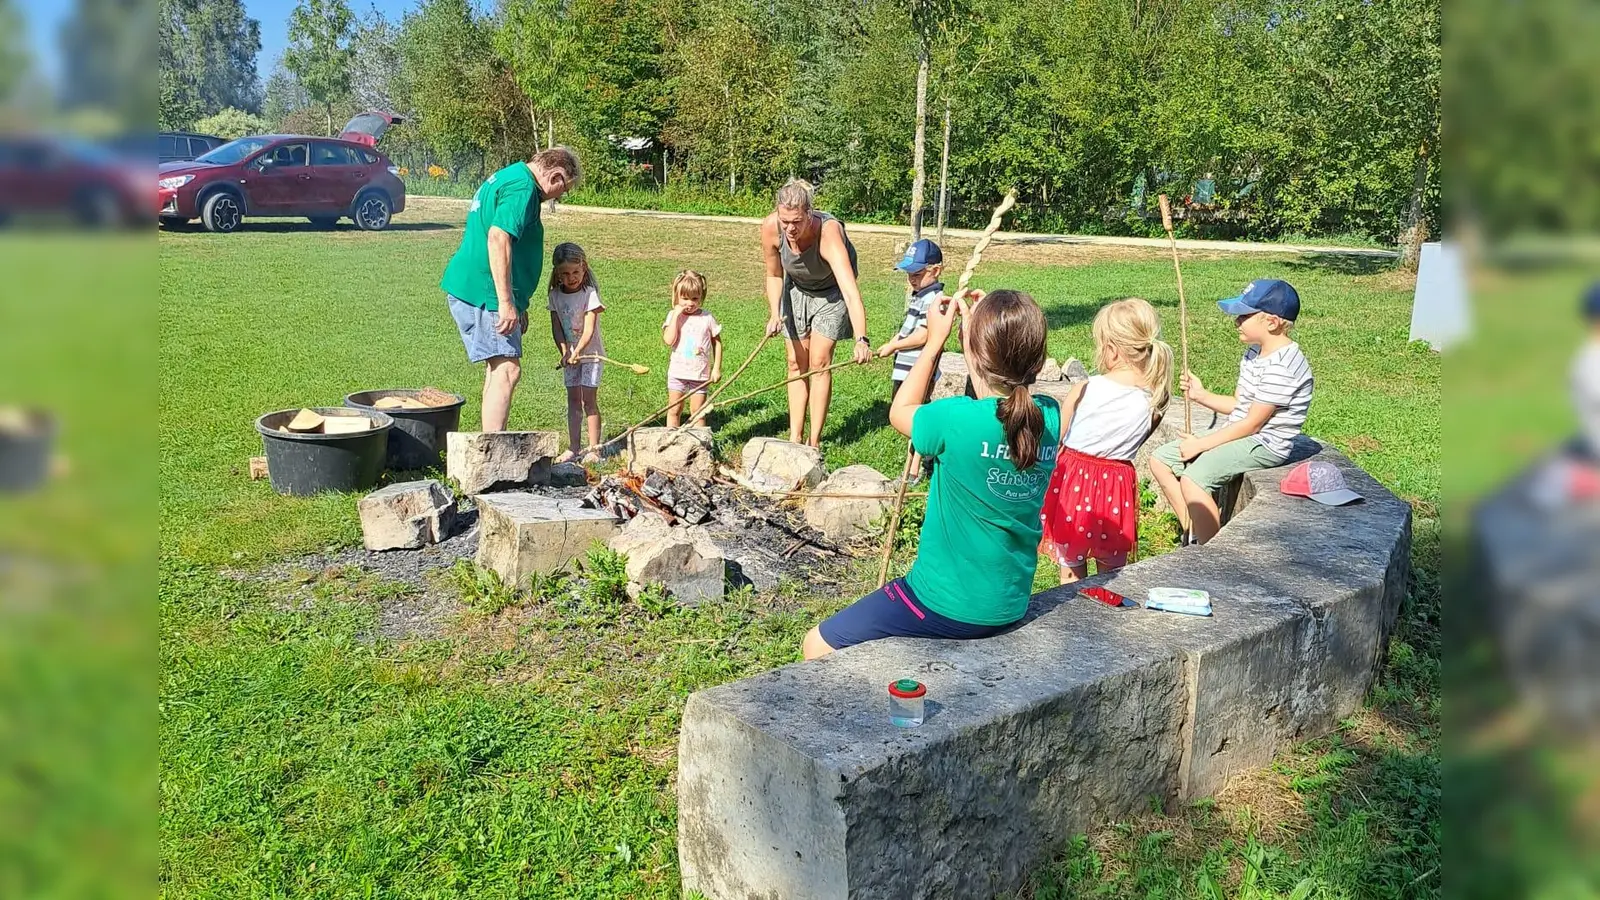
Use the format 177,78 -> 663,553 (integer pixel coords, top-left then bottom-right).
678,449 -> 1412,898
475,492 -> 619,585
446,431 -> 559,494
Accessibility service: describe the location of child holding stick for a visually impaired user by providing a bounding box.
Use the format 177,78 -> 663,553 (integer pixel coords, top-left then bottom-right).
662,270 -> 724,428
1150,278 -> 1314,544
876,239 -> 945,400
1040,298 -> 1173,583
547,242 -> 605,463
802,289 -> 1061,658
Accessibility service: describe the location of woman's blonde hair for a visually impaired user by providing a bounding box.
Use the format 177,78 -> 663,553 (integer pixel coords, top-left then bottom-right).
1092,298 -> 1174,412
672,269 -> 707,303
548,242 -> 597,292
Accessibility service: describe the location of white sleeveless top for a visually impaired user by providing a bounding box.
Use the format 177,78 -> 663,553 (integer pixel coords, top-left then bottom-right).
1061,376 -> 1154,461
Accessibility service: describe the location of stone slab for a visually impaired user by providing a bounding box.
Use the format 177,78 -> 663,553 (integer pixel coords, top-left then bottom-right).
608,514 -> 726,605
742,437 -> 825,493
446,431 -> 558,494
678,448 -> 1411,898
626,427 -> 716,480
475,492 -> 620,585
357,479 -> 456,551
802,465 -> 895,542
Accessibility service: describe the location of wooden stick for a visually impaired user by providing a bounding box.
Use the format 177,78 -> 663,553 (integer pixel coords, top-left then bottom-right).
685,330 -> 774,427
879,188 -> 1019,588
1158,194 -> 1192,430
572,354 -> 650,375
700,355 -> 884,414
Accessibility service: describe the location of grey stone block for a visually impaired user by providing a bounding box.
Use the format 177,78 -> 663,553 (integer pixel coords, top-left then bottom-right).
446,431 -> 558,494
626,426 -> 716,480
678,448 -> 1411,899
357,479 -> 456,551
474,492 -> 619,586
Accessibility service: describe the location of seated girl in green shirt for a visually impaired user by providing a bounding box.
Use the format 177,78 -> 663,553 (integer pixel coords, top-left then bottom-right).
803,289 -> 1061,658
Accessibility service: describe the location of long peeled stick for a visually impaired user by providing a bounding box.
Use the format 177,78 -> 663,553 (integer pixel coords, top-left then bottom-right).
1158,194 -> 1192,430
877,188 -> 1019,588
572,354 -> 650,375
700,355 -> 882,413
686,329 -> 774,427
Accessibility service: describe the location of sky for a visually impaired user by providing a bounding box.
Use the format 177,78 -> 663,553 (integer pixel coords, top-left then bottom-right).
13,0 -> 428,87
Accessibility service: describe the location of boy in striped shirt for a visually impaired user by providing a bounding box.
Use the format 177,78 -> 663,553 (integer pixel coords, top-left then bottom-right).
876,239 -> 945,399
1151,278 -> 1315,544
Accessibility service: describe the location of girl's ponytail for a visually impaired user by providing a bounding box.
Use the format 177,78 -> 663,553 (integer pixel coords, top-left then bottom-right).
1144,337 -> 1174,413
998,382 -> 1045,471
967,289 -> 1049,471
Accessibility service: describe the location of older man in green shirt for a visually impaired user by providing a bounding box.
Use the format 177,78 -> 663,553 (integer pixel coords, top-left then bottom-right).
441,146 -> 582,431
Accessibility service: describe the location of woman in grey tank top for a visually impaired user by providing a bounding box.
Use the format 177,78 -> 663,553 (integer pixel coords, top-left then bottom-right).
761,179 -> 872,447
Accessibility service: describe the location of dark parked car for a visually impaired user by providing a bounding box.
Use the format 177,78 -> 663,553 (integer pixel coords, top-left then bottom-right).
0,133 -> 147,227
159,131 -> 225,163
156,111 -> 406,233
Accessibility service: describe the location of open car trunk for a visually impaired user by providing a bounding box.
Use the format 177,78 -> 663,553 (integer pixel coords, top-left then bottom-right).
338,111 -> 404,148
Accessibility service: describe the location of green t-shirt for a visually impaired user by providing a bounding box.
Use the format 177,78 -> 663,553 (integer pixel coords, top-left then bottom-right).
906,394 -> 1062,626
439,163 -> 544,312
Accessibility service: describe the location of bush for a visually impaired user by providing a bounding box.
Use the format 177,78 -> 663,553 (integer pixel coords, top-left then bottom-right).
192,108 -> 271,140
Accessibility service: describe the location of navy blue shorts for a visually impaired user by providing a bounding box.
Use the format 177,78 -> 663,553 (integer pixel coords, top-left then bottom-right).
818,577 -> 1019,651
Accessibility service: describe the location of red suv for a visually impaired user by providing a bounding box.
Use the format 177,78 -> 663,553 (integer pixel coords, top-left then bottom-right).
157,112 -> 407,233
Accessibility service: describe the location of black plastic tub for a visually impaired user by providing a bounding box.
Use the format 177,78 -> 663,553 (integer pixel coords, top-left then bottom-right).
0,409 -> 55,493
254,407 -> 393,496
343,389 -> 465,471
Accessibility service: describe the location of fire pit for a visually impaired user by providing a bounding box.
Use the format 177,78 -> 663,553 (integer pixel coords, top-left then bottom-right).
344,388 -> 464,471
254,407 -> 393,496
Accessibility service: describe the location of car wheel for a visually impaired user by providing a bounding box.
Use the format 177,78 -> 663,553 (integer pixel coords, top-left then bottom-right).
201,191 -> 243,233
159,216 -> 190,230
309,216 -> 340,229
353,192 -> 391,231
76,188 -> 122,228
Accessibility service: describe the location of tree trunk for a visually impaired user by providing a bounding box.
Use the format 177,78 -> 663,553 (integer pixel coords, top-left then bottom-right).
936,97 -> 952,243
1399,140 -> 1431,271
909,51 -> 929,241
325,103 -> 333,137
547,116 -> 554,150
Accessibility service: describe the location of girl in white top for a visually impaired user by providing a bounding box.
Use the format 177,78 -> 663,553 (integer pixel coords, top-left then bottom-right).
547,242 -> 605,463
1039,298 -> 1173,584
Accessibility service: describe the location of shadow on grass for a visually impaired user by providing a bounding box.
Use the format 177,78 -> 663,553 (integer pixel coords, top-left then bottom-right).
1284,253 -> 1396,276
1038,295 -> 1175,332
829,398 -> 894,448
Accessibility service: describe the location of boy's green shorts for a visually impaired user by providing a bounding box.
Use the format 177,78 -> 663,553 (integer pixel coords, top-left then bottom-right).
1151,433 -> 1286,492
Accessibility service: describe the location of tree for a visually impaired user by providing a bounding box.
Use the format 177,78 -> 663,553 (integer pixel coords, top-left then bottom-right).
261,58 -> 310,128
0,0 -> 33,106
665,0 -> 797,194
399,0 -> 517,175
60,0 -> 155,127
497,0 -> 581,149
158,0 -> 262,127
348,9 -> 404,112
194,107 -> 270,139
284,0 -> 355,135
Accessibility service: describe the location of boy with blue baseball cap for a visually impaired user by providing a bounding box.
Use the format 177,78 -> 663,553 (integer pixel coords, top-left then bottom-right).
876,239 -> 945,399
1150,278 -> 1315,544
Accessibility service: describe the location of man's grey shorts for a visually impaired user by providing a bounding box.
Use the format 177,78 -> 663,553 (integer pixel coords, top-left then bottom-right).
448,294 -> 522,363
781,281 -> 853,342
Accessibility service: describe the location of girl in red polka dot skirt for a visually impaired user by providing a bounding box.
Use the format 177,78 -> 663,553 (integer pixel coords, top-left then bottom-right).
1040,298 -> 1173,584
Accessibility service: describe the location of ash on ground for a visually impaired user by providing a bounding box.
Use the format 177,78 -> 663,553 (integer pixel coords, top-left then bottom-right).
226,480 -> 850,639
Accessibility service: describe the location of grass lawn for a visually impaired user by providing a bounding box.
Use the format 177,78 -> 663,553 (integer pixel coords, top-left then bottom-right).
159,201 -> 1439,898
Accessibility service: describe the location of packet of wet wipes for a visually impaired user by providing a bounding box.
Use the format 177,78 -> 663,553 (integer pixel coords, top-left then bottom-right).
1145,588 -> 1213,617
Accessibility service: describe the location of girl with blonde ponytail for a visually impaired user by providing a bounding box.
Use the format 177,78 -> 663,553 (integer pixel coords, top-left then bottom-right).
1040,298 -> 1174,584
